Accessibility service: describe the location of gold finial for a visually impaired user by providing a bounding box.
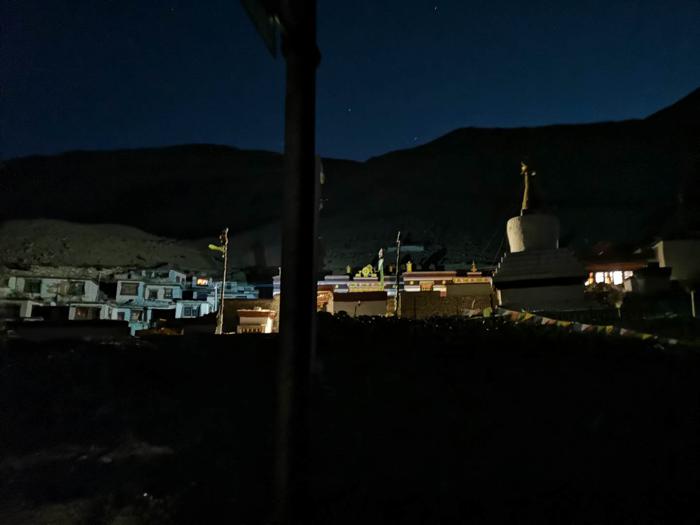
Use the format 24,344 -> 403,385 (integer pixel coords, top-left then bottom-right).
470,260 -> 478,273
520,161 -> 537,214
406,260 -> 413,272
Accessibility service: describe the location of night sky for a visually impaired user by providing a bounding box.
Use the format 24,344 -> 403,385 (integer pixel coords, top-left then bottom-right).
3,0 -> 700,161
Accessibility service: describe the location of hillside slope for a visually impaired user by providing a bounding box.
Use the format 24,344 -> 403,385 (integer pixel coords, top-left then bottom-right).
1,88 -> 698,270
0,220 -> 220,274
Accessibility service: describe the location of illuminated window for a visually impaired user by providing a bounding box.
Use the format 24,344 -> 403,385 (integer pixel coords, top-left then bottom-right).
593,271 -> 630,286
196,277 -> 209,286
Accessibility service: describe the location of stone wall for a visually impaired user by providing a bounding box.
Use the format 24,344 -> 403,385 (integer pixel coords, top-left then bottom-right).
400,291 -> 493,319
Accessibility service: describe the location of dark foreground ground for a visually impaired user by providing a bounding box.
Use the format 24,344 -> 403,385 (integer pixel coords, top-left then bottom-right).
1,315 -> 699,524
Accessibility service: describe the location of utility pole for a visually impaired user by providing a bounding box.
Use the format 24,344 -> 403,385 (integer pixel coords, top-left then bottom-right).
241,2 -> 319,521
691,289 -> 697,318
394,231 -> 401,315
210,227 -> 229,335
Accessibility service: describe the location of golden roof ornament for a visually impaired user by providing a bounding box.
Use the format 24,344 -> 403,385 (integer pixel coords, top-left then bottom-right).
355,264 -> 377,278
520,161 -> 537,215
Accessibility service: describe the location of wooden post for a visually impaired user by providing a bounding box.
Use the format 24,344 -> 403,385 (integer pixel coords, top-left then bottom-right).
275,1 -> 320,523
239,1 -> 320,520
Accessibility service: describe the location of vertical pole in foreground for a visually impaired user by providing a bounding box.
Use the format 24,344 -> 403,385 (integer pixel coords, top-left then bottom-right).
276,1 -> 320,523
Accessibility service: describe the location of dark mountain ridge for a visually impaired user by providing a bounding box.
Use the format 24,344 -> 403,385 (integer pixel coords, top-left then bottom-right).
1,87 -> 698,268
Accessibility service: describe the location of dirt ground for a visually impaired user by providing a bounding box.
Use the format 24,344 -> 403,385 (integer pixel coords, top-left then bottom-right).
1,316 -> 699,524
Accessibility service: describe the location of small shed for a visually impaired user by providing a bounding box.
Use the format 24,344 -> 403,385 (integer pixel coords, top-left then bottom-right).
237,308 -> 277,334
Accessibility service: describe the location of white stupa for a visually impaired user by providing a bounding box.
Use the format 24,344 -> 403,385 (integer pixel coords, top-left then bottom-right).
492,163 -> 587,312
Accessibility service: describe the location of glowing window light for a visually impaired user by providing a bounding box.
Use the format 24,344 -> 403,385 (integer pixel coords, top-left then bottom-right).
612,271 -> 623,285
595,272 -> 605,284
196,277 -> 209,286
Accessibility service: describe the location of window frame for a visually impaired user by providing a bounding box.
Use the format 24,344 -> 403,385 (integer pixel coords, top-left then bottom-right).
25,279 -> 42,294
68,281 -> 85,296
120,282 -> 140,296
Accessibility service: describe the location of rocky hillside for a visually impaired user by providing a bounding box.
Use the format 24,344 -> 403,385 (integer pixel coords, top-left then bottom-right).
1,88 -> 698,271
0,220 -> 220,274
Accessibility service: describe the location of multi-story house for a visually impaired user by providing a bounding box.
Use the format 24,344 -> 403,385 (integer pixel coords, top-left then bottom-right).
0,275 -> 105,320
1,265 -> 260,335
115,268 -> 215,334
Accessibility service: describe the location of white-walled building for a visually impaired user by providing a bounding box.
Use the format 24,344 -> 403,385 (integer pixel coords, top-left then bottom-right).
115,274 -> 214,333
144,283 -> 183,302
0,298 -> 44,319
116,268 -> 187,286
176,300 -> 213,319
116,280 -> 146,303
237,308 -> 276,334
653,239 -> 700,284
0,265 -> 260,334
1,275 -> 102,319
1,276 -> 100,303
116,280 -> 183,304
68,303 -> 117,321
